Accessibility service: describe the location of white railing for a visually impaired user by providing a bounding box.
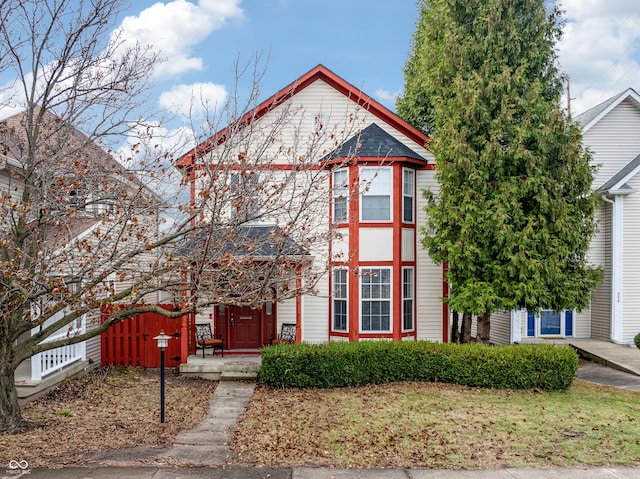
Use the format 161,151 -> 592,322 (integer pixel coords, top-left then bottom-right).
31,313 -> 86,381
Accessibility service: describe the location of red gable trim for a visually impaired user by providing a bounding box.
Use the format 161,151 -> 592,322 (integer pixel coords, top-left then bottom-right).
176,64 -> 429,169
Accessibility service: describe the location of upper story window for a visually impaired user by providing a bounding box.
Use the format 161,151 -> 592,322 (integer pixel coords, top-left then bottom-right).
403,169 -> 415,223
360,167 -> 391,222
332,169 -> 349,223
230,171 -> 260,221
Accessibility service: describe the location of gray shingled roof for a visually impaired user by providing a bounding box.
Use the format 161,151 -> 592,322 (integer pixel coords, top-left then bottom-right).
598,153 -> 640,193
323,123 -> 426,162
178,225 -> 306,258
574,91 -> 626,128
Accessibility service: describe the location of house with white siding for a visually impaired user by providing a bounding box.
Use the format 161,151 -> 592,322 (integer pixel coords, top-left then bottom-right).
499,88 -> 640,347
177,65 -> 448,349
0,109 -> 162,397
178,66 -> 640,352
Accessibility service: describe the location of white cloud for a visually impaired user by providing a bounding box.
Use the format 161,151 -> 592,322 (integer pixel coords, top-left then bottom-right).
158,82 -> 228,118
116,0 -> 243,78
375,88 -> 400,107
557,0 -> 640,114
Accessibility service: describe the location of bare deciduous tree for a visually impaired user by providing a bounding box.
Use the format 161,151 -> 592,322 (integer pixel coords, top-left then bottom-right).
0,2 -> 363,433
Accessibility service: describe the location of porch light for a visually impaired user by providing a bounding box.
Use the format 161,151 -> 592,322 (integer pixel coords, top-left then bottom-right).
153,331 -> 172,423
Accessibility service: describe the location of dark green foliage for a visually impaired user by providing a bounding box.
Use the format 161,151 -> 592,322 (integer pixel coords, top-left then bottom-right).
397,0 -> 602,326
635,332 -> 640,350
259,341 -> 578,392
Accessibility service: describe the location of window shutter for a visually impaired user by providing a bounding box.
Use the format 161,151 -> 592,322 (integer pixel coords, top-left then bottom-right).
527,312 -> 535,337
565,311 -> 573,337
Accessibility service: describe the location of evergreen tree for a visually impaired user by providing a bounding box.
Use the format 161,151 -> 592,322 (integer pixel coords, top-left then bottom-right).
397,0 -> 601,342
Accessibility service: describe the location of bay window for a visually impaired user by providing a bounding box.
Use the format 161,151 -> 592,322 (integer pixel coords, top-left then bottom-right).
360,167 -> 391,221
332,268 -> 348,332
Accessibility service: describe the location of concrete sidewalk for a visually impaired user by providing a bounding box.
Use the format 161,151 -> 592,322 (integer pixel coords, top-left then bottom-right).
23,466 -> 640,478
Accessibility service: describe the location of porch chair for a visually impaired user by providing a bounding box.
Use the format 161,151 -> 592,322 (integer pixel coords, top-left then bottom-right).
195,323 -> 224,357
271,322 -> 296,345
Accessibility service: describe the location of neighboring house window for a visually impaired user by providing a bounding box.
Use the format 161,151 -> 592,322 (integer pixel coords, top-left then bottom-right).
332,268 -> 348,332
403,169 -> 414,223
230,171 -> 260,220
332,169 -> 349,223
360,167 -> 391,221
312,112 -> 326,135
402,267 -> 414,331
526,310 -> 574,337
360,268 -> 391,332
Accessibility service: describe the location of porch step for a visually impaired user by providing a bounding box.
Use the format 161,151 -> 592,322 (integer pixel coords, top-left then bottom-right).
179,355 -> 261,381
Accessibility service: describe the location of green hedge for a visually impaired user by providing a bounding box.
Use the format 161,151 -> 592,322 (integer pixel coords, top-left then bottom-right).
259,340 -> 578,392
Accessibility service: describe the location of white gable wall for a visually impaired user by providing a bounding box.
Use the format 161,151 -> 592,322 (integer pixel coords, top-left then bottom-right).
585,98 -> 640,188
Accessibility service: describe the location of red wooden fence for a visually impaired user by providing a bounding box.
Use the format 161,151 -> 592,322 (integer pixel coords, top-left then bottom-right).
101,305 -> 194,368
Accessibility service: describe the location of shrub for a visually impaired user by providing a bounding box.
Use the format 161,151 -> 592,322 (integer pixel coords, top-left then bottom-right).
259,340 -> 578,392
635,332 -> 640,349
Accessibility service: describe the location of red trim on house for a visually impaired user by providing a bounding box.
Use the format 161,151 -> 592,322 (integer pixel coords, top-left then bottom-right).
175,65 -> 430,169
295,266 -> 302,343
442,263 -> 449,343
348,163 -> 360,341
392,164 -> 403,341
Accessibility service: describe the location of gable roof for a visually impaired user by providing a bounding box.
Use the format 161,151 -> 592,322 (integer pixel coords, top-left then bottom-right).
323,122 -> 426,163
575,88 -> 640,132
598,153 -> 640,195
176,65 -> 429,169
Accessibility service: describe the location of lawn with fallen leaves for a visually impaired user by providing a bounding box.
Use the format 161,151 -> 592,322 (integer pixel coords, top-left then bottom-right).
232,380 -> 640,469
0,367 -> 215,468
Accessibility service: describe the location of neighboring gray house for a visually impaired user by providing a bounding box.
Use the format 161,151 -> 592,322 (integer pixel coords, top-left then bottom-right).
494,88 -> 640,346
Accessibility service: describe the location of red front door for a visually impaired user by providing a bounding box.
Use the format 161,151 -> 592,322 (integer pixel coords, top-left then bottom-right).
229,306 -> 261,349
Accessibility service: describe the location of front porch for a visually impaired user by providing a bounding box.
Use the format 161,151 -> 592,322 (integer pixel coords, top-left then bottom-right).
179,353 -> 262,381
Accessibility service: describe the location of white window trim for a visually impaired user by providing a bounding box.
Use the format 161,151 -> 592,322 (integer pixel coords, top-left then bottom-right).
530,309 -> 573,338
402,266 -> 415,332
359,166 -> 392,223
332,168 -> 349,224
359,266 -> 393,334
402,168 -> 415,224
332,268 -> 349,333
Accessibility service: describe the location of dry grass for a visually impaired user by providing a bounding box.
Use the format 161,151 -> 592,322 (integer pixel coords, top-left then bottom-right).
0,367 -> 215,468
3,366 -> 640,470
232,380 -> 640,469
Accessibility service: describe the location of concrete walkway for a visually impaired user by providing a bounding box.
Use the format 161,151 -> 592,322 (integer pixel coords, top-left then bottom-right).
159,380 -> 255,465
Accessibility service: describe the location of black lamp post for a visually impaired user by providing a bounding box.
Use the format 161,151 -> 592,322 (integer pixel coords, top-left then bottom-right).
153,331 -> 172,423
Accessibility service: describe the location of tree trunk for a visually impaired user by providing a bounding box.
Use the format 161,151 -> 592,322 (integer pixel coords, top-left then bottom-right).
450,310 -> 459,343
476,312 -> 491,344
0,358 -> 23,433
461,312 -> 472,344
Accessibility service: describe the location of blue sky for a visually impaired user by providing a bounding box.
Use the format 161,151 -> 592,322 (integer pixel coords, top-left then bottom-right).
1,0 -> 639,145
139,0 -> 418,117
116,0 -> 640,129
